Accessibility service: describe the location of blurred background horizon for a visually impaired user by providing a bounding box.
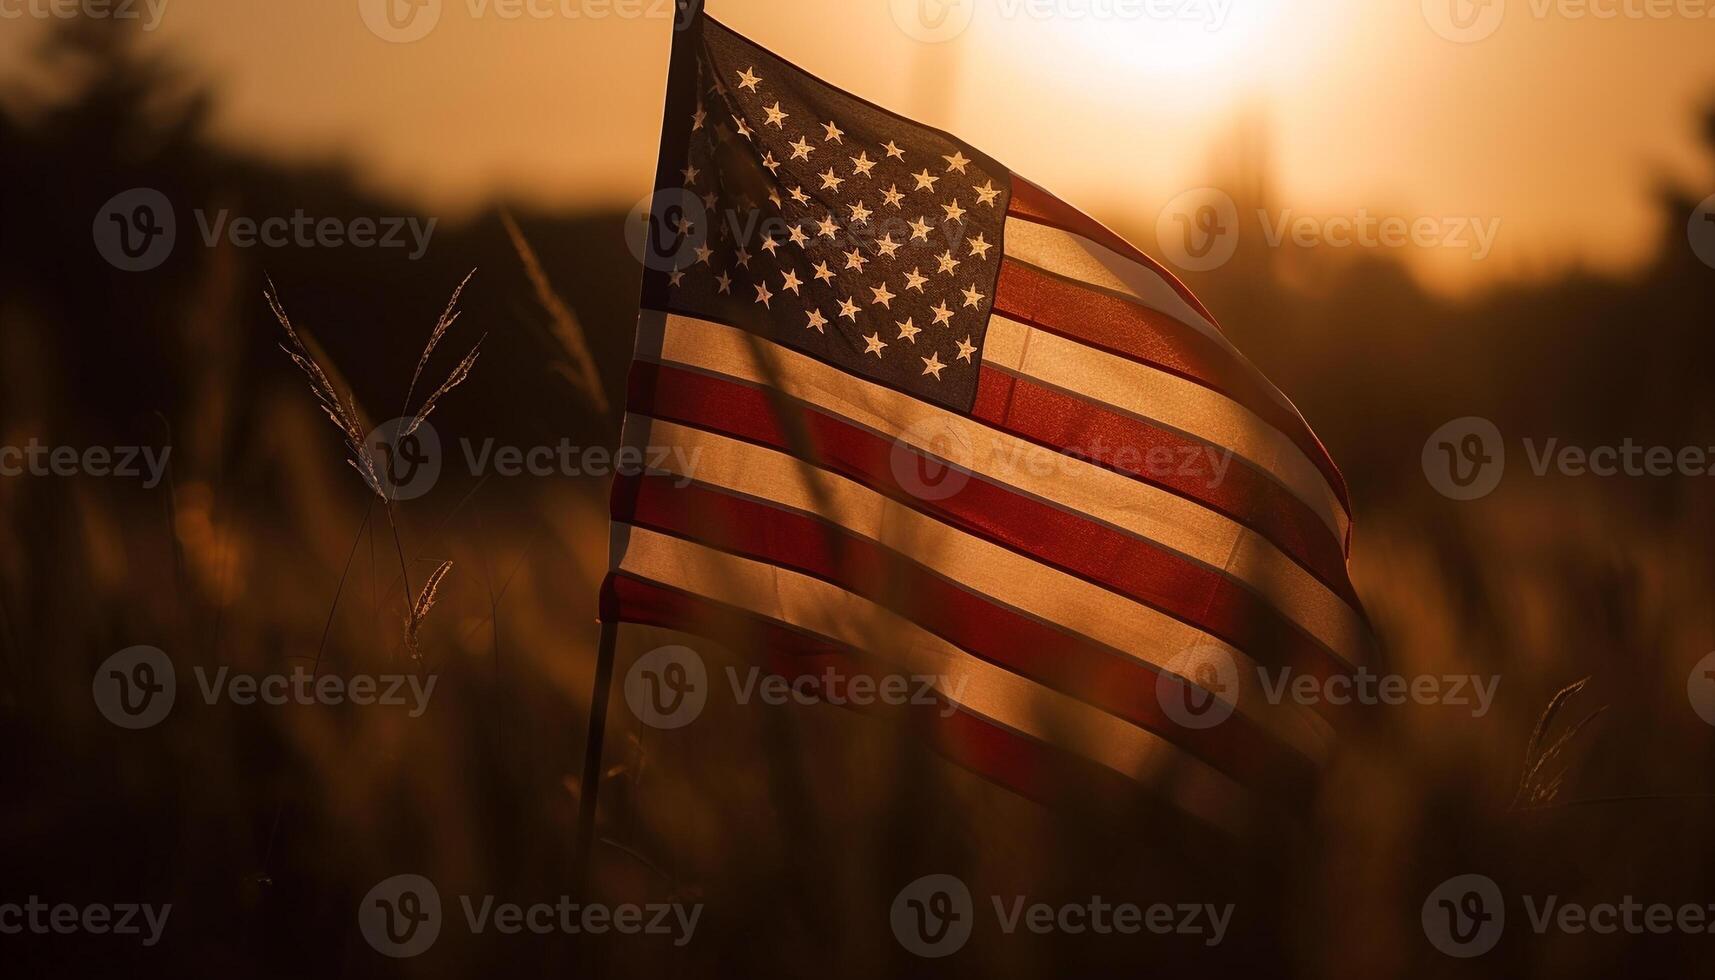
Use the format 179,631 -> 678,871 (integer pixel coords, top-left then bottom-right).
3,0 -> 1713,294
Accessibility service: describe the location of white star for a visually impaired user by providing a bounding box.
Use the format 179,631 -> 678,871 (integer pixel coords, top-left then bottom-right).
967,233 -> 992,259
812,260 -> 836,284
974,180 -> 1001,206
943,151 -> 971,174
863,332 -> 887,357
921,352 -> 947,380
876,234 -> 902,258
694,243 -> 714,265
930,300 -> 955,325
907,216 -> 933,242
681,163 -> 700,184
843,248 -> 868,272
821,120 -> 845,143
731,115 -> 753,141
847,200 -> 873,224
780,269 -> 803,294
850,152 -> 877,178
870,282 -> 896,308
806,309 -> 828,332
787,224 -> 810,247
882,140 -> 906,161
838,296 -> 861,321
668,267 -> 685,287
936,250 -> 961,275
816,215 -> 840,239
961,283 -> 986,309
760,234 -> 781,255
819,168 -> 846,192
691,105 -> 707,131
940,198 -> 966,223
754,281 -> 773,307
672,214 -> 694,237
763,101 -> 789,128
736,66 -> 762,92
903,268 -> 928,292
761,151 -> 782,175
881,185 -> 906,209
701,191 -> 719,211
735,247 -> 751,268
715,271 -> 732,293
896,317 -> 921,343
911,169 -> 940,192
789,185 -> 812,205
955,336 -> 977,362
788,137 -> 815,161
767,188 -> 783,209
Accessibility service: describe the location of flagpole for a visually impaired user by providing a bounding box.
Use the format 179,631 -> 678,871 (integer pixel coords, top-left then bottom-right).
572,616 -> 619,899
571,3 -> 701,912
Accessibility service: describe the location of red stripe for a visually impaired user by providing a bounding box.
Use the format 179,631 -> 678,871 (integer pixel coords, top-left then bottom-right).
1007,176 -> 1220,327
613,473 -> 1319,802
993,259 -> 1353,521
972,368 -> 1358,608
627,361 -> 1356,687
602,572 -> 1245,827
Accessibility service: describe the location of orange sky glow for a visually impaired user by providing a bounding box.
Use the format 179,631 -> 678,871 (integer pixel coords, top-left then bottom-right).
3,0 -> 1712,294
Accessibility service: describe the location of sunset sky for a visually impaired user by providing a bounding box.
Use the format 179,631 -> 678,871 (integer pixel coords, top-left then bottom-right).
5,0 -> 1713,293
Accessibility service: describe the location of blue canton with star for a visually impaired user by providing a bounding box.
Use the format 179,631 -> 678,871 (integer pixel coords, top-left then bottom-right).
641,18 -> 1011,412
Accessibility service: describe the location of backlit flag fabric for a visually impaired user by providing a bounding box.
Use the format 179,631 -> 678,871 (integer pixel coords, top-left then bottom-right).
604,10 -> 1365,831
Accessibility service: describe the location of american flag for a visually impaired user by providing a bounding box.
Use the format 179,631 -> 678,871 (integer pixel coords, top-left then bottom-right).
604,12 -> 1365,831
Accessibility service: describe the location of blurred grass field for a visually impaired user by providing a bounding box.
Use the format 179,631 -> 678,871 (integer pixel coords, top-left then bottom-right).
3,21 -> 1715,978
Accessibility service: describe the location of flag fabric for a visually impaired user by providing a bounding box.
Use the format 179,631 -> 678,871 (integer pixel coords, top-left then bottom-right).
604,10 -> 1365,831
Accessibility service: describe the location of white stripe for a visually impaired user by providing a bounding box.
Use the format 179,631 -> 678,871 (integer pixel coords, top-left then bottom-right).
614,524 -> 1253,832
984,314 -> 1349,543
625,414 -> 1335,761
636,310 -> 1367,667
1002,216 -> 1304,417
